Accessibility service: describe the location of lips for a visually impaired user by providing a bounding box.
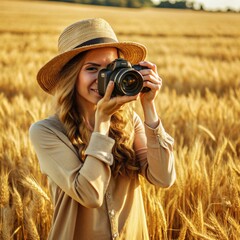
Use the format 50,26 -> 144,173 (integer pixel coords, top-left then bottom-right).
91,88 -> 101,97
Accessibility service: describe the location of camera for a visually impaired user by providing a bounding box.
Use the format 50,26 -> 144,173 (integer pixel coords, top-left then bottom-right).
98,58 -> 150,96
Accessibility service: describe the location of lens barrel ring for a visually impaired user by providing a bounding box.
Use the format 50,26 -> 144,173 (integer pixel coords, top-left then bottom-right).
111,68 -> 143,96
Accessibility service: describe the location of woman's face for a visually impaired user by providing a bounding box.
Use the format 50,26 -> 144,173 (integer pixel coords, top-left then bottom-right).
76,47 -> 118,111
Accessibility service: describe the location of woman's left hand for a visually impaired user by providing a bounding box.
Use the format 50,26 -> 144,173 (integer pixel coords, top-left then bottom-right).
138,61 -> 162,102
138,61 -> 162,128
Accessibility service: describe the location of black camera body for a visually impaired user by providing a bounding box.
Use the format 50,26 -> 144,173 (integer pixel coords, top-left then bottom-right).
98,58 -> 150,96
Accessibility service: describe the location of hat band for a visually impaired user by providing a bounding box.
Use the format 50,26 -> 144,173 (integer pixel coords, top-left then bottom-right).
74,37 -> 118,49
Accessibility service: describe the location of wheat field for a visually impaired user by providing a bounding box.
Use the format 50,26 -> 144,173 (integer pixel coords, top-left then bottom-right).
0,0 -> 240,239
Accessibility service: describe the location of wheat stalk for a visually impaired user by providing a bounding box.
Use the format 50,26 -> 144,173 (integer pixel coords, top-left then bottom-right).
195,200 -> 204,233
0,206 -> 14,240
227,216 -> 240,235
177,209 -> 197,234
232,185 -> 240,215
20,176 -> 50,202
214,137 -> 228,165
178,223 -> 188,240
24,209 -> 40,240
192,232 -> 216,240
166,195 -> 178,236
177,208 -> 215,239
10,226 -> 22,239
197,124 -> 216,142
0,173 -> 9,208
1,220 -> 11,240
209,214 -> 229,240
156,201 -> 168,240
11,186 -> 23,221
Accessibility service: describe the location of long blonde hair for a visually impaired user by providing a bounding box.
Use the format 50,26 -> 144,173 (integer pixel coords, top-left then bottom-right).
53,52 -> 140,177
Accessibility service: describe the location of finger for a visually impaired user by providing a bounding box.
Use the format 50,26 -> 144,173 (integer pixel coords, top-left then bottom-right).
139,68 -> 159,79
143,81 -> 161,91
103,81 -> 114,100
114,94 -> 139,106
142,75 -> 162,89
139,61 -> 158,72
142,74 -> 162,85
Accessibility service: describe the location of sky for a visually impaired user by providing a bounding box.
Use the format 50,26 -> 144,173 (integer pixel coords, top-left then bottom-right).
196,0 -> 240,10
152,0 -> 240,11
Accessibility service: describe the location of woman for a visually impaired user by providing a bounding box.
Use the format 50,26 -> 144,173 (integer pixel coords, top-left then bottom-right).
30,18 -> 176,240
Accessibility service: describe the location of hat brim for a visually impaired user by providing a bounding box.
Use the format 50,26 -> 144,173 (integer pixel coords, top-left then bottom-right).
37,41 -> 147,94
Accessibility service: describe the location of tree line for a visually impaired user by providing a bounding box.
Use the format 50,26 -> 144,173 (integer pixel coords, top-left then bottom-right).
52,0 -> 239,12
54,0 -> 194,9
56,0 -> 151,8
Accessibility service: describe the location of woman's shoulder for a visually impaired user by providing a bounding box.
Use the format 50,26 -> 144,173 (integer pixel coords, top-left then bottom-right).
132,111 -> 144,135
29,115 -> 78,155
29,114 -> 66,137
133,111 -> 143,125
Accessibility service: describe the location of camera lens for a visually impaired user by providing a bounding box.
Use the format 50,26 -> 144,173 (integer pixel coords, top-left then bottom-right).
122,74 -> 138,91
114,69 -> 143,96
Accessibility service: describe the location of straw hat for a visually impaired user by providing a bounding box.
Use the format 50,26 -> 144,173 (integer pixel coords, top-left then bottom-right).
37,18 -> 147,94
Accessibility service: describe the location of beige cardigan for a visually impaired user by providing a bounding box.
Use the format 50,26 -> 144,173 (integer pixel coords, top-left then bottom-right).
29,113 -> 175,240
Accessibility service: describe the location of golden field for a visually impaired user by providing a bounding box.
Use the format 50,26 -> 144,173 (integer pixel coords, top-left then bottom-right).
0,0 -> 240,239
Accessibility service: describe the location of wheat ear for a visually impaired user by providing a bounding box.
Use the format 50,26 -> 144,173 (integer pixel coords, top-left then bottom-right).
209,214 -> 228,240
0,173 -> 10,207
11,185 -> 23,221
20,176 -> 50,202
24,209 -> 40,240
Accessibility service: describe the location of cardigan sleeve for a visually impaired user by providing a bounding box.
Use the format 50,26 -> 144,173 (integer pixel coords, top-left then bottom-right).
133,113 -> 176,188
29,121 -> 115,208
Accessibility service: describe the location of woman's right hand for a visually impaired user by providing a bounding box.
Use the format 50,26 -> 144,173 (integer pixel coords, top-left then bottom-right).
94,81 -> 139,135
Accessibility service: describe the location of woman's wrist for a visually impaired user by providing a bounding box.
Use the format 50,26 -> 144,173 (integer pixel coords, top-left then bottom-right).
94,111 -> 111,136
94,121 -> 110,135
142,101 -> 159,129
